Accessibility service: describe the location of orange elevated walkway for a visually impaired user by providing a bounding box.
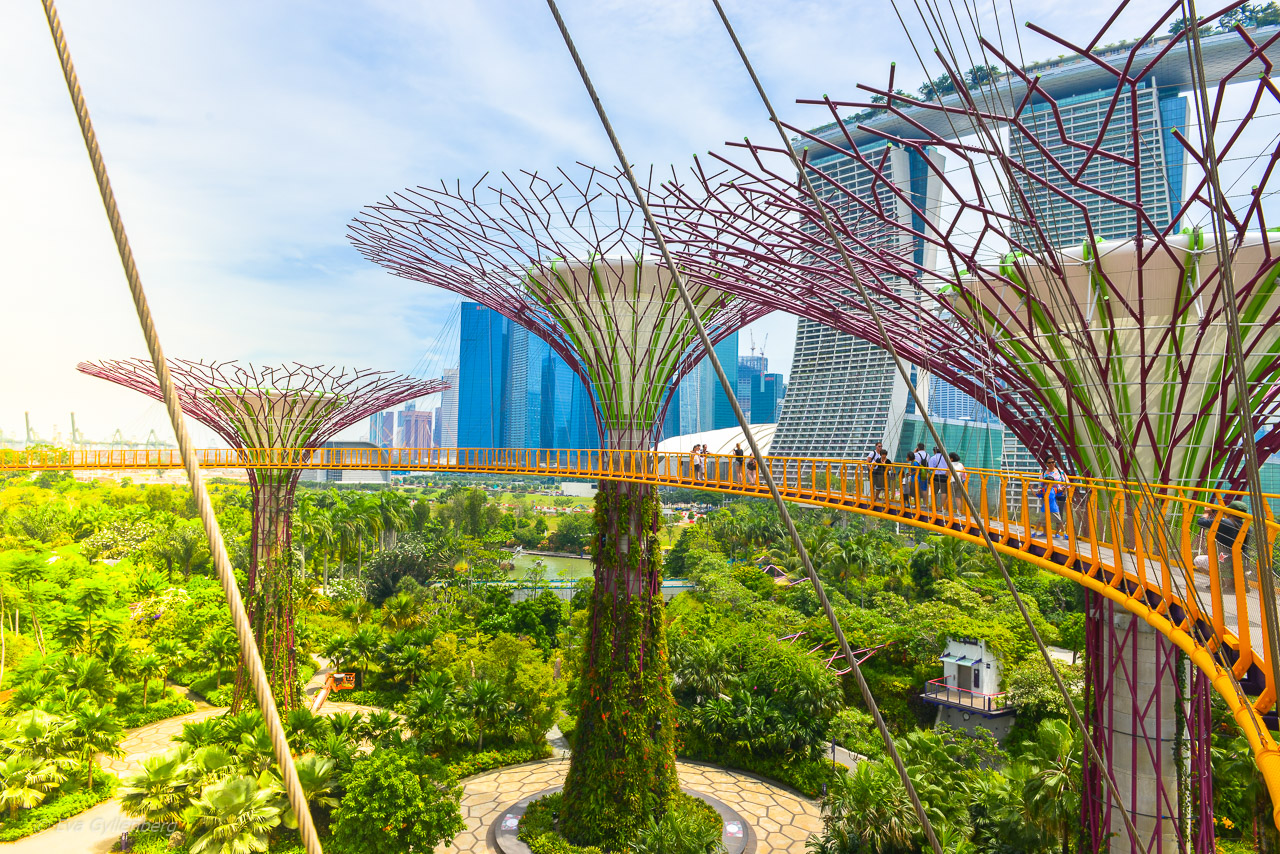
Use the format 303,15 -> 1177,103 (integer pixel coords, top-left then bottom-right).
6,444 -> 1280,819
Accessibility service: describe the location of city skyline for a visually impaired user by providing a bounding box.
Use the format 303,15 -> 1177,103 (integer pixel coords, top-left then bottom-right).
1,0 -> 1193,444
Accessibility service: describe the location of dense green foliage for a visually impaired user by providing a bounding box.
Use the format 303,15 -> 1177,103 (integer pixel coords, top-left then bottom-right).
519,790 -> 722,854
330,749 -> 465,854
0,470 -> 1260,850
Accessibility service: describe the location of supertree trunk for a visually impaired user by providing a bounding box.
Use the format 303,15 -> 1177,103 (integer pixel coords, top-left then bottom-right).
233,470 -> 301,711
559,474 -> 678,847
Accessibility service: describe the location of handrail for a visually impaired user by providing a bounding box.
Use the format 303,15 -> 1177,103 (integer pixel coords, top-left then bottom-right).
923,677 -> 1009,712
5,442 -> 1280,811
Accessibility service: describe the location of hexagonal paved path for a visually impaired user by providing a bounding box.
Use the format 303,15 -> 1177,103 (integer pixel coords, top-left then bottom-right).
435,758 -> 823,854
5,700 -> 392,854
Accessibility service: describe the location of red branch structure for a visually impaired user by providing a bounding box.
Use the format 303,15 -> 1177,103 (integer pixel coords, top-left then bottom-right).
79,358 -> 447,708
348,164 -> 768,449
656,5 -> 1280,490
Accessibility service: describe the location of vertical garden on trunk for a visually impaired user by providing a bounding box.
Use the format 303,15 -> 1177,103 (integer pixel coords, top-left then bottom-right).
349,164 -> 765,845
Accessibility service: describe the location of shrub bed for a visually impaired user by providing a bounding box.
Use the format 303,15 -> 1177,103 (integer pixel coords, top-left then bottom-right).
0,774 -> 117,841
120,693 -> 197,728
677,742 -> 846,799
445,742 -> 552,779
518,790 -> 720,854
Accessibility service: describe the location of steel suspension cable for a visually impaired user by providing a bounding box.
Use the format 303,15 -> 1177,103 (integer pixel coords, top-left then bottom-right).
1183,0 -> 1280,703
36,4 -> 322,853
538,3 -> 947,851
706,1 -> 1149,847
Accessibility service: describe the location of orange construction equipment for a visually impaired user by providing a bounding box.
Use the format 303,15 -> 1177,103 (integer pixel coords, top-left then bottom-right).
309,672 -> 356,713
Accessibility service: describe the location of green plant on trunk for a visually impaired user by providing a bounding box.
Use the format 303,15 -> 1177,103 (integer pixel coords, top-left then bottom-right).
67,705 -> 123,788
559,481 -> 678,849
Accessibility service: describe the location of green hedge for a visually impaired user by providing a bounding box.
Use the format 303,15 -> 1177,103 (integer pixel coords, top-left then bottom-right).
678,742 -> 846,798
445,742 -> 552,779
0,775 -> 118,841
120,694 -> 197,728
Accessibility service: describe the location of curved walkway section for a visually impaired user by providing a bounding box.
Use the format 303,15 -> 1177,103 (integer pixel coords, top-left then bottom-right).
9,446 -> 1280,813
438,757 -> 821,854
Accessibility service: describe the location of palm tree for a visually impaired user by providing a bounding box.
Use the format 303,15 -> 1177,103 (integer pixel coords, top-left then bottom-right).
136,654 -> 161,709
265,754 -> 339,828
63,657 -> 114,706
346,625 -> 382,678
203,628 -> 240,689
1019,718 -> 1082,854
350,495 -> 383,579
377,490 -> 412,549
0,755 -> 65,818
810,761 -> 918,854
68,705 -> 124,787
119,746 -> 192,826
293,493 -> 331,583
70,578 -> 113,651
184,774 -> 281,854
462,678 -> 505,751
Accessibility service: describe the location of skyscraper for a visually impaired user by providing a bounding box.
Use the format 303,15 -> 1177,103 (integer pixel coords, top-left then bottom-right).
397,404 -> 434,461
1010,78 -> 1186,248
440,368 -> 459,449
504,324 -> 600,450
433,406 -> 443,448
368,410 -> 395,448
457,302 -> 510,449
710,331 -> 739,430
738,354 -> 766,423
772,143 -> 943,459
756,372 -> 785,424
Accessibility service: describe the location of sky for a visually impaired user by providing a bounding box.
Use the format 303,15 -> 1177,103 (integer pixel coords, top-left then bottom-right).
0,0 -> 1191,445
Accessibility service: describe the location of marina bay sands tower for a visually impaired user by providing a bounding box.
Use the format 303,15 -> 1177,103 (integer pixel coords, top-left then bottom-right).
775,49 -> 1188,471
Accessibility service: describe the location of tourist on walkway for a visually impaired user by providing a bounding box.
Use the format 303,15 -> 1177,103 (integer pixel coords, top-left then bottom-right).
907,442 -> 929,508
1032,458 -> 1069,539
691,444 -> 703,482
865,441 -> 885,492
871,449 -> 888,500
948,452 -> 967,517
746,455 -> 758,487
927,446 -> 948,510
1196,497 -> 1252,591
733,442 -> 745,484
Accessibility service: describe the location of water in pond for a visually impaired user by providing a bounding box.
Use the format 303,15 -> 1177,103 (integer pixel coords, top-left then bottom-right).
507,551 -> 593,580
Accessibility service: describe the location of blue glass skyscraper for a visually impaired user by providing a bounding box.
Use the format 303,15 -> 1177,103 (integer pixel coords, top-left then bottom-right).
457,302 -> 510,449
711,331 -> 739,430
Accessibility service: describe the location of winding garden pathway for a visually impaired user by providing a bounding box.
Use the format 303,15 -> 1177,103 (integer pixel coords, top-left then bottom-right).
0,697 -> 387,854
436,757 -> 824,854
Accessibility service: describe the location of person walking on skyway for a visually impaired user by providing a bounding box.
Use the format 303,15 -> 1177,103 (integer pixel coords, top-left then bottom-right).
906,442 -> 929,509
1195,497 -> 1252,592
927,446 -> 948,513
691,444 -> 703,482
732,442 -> 745,484
865,441 -> 884,493
1031,458 -> 1069,540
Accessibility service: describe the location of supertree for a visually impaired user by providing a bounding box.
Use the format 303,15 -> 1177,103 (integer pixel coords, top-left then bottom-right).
348,164 -> 767,846
78,358 -> 447,709
657,13 -> 1280,492
655,5 -> 1280,849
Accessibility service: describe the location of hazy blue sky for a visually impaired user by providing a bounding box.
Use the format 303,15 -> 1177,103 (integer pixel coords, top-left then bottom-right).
0,0 -> 1191,444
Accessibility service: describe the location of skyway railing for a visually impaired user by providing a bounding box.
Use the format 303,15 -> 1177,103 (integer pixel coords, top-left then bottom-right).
4,443 -> 1280,791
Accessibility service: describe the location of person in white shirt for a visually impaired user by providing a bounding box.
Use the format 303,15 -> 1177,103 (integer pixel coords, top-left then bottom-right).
691,444 -> 703,482
947,451 -> 967,517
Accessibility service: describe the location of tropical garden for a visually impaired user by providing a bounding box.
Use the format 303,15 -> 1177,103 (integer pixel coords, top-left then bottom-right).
0,465 -> 1264,852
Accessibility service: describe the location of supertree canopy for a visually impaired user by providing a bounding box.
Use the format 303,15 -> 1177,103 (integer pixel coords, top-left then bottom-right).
78,358 -> 447,708
349,164 -> 767,846
657,8 -> 1280,490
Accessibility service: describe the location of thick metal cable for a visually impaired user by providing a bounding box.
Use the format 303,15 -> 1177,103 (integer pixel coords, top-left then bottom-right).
706,1 -> 1146,848
539,3 -> 946,851
1183,0 -> 1280,700
36,4 -> 322,852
